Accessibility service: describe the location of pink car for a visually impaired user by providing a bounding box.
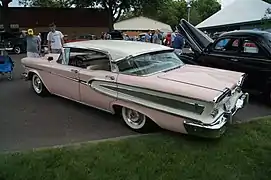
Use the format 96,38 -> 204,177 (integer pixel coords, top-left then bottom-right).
21,40 -> 249,138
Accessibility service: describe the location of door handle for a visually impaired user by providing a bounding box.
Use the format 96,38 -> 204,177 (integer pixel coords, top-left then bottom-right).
230,58 -> 239,62
71,69 -> 78,73
105,75 -> 115,80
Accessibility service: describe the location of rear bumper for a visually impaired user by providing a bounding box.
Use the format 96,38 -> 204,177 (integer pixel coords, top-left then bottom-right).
183,93 -> 249,138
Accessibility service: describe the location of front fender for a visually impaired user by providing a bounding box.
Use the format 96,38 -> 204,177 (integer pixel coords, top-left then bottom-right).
23,69 -> 52,93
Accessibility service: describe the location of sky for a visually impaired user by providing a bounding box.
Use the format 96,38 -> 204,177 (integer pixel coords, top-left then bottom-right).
9,0 -> 20,7
9,0 -> 235,8
221,0 -> 236,8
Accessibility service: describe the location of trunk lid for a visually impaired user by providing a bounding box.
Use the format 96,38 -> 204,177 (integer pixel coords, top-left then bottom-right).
158,65 -> 242,92
178,19 -> 213,54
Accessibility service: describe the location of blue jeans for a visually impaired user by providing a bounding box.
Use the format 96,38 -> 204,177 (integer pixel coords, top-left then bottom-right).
174,49 -> 182,55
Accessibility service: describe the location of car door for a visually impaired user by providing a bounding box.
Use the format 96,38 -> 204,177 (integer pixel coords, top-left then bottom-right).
230,37 -> 271,92
50,48 -> 81,101
77,49 -> 118,111
199,37 -> 242,71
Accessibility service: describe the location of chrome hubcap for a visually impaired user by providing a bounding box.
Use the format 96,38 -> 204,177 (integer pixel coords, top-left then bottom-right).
14,47 -> 20,54
32,75 -> 42,93
122,107 -> 146,129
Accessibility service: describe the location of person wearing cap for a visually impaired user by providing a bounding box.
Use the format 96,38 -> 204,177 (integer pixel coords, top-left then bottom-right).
26,29 -> 41,58
47,23 -> 64,53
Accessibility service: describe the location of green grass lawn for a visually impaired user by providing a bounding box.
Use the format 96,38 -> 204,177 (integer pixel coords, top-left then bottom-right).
1,117 -> 271,180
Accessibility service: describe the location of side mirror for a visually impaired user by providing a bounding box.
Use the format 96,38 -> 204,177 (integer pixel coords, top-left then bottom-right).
47,56 -> 53,61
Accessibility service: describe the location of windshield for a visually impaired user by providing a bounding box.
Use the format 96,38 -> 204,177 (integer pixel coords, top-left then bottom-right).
116,50 -> 184,76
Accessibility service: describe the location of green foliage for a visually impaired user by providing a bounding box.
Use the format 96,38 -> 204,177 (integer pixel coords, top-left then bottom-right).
121,0 -> 220,28
261,0 -> 271,29
0,117 -> 271,180
263,0 -> 271,4
191,0 -> 221,22
262,7 -> 271,29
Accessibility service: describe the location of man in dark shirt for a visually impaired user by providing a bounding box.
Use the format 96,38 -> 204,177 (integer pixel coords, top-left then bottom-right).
172,32 -> 185,55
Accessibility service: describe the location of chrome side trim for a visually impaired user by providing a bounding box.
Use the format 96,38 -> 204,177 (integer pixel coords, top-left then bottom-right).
88,80 -> 205,115
213,88 -> 231,103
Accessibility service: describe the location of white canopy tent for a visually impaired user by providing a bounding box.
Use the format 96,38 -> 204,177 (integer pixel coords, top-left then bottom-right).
114,16 -> 172,32
196,0 -> 271,29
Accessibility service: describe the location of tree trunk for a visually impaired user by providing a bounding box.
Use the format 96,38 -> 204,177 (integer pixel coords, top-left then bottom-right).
107,8 -> 114,31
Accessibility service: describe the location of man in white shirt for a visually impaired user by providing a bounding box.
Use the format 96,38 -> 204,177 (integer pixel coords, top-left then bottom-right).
47,23 -> 64,54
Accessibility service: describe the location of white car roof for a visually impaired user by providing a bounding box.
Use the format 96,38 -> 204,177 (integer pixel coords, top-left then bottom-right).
64,40 -> 173,61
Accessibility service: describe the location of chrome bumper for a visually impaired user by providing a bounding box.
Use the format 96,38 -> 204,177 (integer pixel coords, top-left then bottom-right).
183,93 -> 249,138
0,48 -> 13,51
21,72 -> 29,80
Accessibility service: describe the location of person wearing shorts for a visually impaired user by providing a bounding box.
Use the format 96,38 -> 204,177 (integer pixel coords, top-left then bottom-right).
26,29 -> 41,58
47,23 -> 64,54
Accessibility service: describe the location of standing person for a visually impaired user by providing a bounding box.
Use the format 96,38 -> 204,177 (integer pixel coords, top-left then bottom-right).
37,33 -> 41,42
165,33 -> 171,47
152,29 -> 161,44
106,32 -> 112,40
145,30 -> 151,42
101,32 -> 105,39
172,32 -> 185,55
26,29 -> 41,58
171,28 -> 178,47
47,23 -> 64,54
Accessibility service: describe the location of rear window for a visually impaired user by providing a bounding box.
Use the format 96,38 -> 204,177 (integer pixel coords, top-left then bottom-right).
264,32 -> 271,46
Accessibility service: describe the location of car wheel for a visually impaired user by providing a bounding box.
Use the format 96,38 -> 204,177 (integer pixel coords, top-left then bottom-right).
32,74 -> 48,96
14,46 -> 21,54
121,107 -> 151,133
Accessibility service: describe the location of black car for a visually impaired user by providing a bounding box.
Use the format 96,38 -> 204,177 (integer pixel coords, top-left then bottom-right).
107,30 -> 123,40
0,31 -> 26,54
178,19 -> 271,104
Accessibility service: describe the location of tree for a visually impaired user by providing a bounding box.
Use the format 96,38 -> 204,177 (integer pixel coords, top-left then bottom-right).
263,0 -> 271,4
191,0 -> 221,21
19,0 -> 88,8
261,0 -> 271,29
95,0 -> 136,30
120,0 -> 219,28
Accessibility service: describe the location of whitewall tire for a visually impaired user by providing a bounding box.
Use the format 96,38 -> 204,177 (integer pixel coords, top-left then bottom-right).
121,107 -> 150,132
32,74 -> 48,96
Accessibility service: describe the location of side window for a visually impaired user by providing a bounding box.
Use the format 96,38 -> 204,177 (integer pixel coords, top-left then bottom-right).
242,39 -> 259,54
67,48 -> 111,71
56,48 -> 70,65
214,38 -> 230,50
214,38 -> 240,52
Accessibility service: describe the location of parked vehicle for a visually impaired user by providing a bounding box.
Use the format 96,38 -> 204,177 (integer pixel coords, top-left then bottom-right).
178,19 -> 271,103
0,31 -> 26,54
21,40 -> 248,138
107,30 -> 123,40
77,34 -> 96,40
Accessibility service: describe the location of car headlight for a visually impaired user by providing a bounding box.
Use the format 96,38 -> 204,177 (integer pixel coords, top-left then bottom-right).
210,108 -> 219,118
